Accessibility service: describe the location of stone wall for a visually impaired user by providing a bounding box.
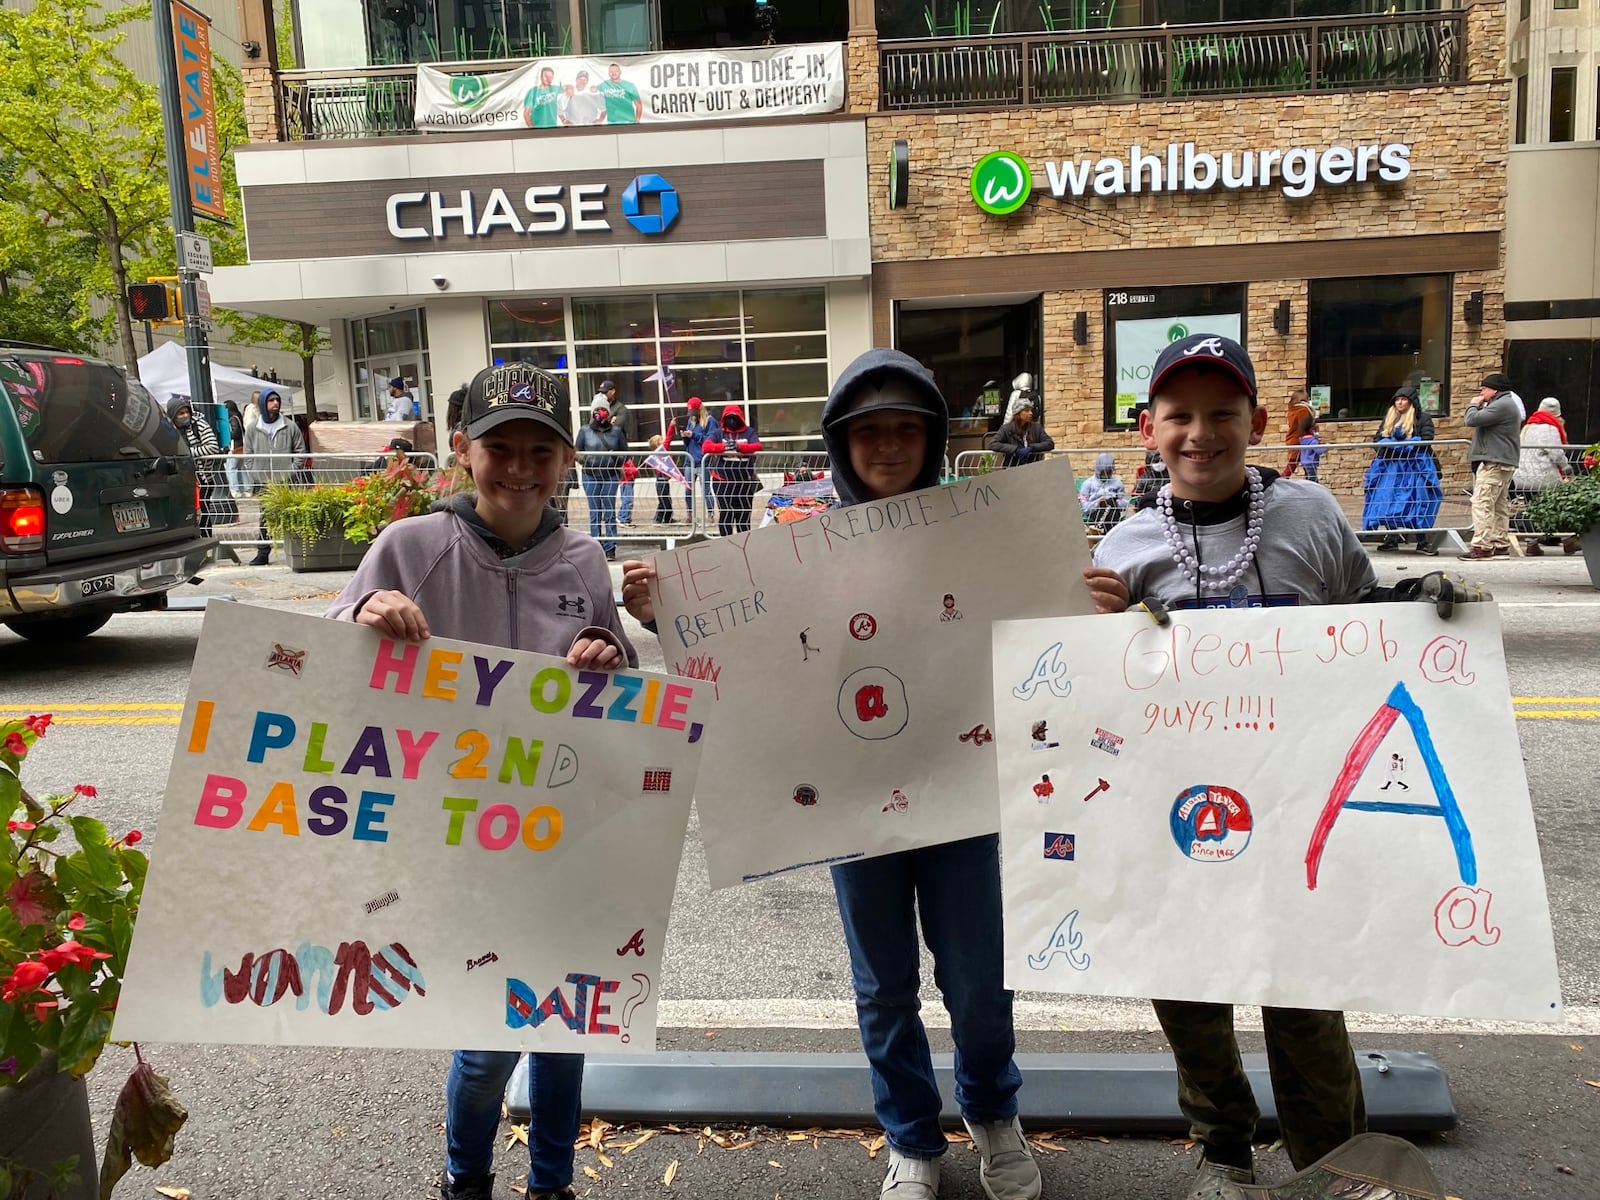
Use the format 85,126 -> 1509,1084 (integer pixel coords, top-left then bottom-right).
242,65 -> 282,144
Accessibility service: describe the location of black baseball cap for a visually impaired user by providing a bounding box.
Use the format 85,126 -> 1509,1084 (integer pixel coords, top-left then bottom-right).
1148,333 -> 1258,405
461,363 -> 572,445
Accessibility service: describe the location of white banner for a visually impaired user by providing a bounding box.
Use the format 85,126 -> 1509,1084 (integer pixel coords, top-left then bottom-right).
648,456 -> 1096,888
115,605 -> 711,1052
1111,313 -> 1243,423
415,43 -> 844,132
992,604 -> 1561,1022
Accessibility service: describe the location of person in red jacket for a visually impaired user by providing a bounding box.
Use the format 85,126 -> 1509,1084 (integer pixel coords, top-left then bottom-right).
703,403 -> 762,535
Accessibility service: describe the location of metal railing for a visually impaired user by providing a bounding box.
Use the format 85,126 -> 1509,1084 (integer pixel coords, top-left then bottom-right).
879,11 -> 1463,110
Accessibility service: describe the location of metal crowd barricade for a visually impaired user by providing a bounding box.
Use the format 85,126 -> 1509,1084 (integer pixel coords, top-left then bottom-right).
1509,441 -> 1595,549
194,449 -> 440,555
572,450 -> 701,547
951,439 -> 1484,551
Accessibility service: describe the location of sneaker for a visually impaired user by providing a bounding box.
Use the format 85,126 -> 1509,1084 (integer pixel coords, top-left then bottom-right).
1416,542 -> 1439,556
1376,535 -> 1401,551
963,1117 -> 1041,1200
440,1173 -> 495,1200
248,553 -> 271,566
1524,541 -> 1544,556
1457,546 -> 1495,560
880,1148 -> 940,1199
1184,1156 -> 1255,1200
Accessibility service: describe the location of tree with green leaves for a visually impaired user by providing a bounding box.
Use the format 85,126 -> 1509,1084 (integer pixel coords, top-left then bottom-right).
0,0 -> 168,368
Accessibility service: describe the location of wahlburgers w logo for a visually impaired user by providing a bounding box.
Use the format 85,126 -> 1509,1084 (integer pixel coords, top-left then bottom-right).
450,75 -> 489,108
970,151 -> 1032,216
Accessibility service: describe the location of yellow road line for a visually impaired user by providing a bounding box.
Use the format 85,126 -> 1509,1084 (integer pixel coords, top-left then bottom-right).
1513,711 -> 1600,719
52,716 -> 181,726
1513,697 -> 1600,703
0,703 -> 184,711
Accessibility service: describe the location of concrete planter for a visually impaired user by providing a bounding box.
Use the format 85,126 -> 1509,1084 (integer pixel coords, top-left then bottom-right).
0,1052 -> 98,1199
283,530 -> 371,573
1583,527 -> 1600,590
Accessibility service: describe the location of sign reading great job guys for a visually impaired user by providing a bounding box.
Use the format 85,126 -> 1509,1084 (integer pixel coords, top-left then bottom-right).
415,42 -> 844,132
647,456 -> 1096,889
115,605 -> 711,1053
171,2 -> 224,220
993,605 -> 1561,1022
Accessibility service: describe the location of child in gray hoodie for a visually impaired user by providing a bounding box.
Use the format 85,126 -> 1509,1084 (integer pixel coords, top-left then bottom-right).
326,363 -> 634,1200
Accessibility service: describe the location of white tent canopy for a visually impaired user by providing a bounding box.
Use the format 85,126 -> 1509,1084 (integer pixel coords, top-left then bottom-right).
136,341 -> 286,412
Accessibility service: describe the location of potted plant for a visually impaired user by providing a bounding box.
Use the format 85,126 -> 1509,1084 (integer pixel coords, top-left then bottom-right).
1525,443 -> 1600,589
260,453 -> 463,573
2,715 -> 187,1199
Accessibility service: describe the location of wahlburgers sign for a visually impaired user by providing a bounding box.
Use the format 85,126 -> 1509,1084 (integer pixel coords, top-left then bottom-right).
969,141 -> 1412,212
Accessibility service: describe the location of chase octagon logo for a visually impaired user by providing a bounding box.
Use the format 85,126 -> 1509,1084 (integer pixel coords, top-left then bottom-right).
621,174 -> 680,236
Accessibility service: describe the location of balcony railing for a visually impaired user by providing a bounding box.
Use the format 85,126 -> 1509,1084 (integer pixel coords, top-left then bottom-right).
879,12 -> 1464,110
279,63 -> 436,140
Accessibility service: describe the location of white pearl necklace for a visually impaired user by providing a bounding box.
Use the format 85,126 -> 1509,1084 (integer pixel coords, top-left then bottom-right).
1157,467 -> 1265,593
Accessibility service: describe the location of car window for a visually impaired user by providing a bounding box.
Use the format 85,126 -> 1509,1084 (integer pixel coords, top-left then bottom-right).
0,356 -> 184,464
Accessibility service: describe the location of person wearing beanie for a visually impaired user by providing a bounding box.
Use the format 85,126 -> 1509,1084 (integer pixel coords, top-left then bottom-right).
1514,396 -> 1579,555
1361,385 -> 1440,555
987,396 -> 1054,468
324,362 -> 633,1200
242,388 -> 308,565
385,375 -> 415,422
1078,450 -> 1129,531
574,394 -> 627,557
1460,372 -> 1523,559
167,395 -> 223,533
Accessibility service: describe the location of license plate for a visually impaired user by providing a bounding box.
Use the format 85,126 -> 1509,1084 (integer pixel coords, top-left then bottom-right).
112,500 -> 149,533
80,574 -> 115,597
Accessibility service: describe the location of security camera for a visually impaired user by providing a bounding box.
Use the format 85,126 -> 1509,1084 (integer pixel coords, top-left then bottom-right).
431,275 -> 449,290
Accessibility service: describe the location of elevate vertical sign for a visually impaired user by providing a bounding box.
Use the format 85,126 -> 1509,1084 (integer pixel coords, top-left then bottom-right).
171,2 -> 224,219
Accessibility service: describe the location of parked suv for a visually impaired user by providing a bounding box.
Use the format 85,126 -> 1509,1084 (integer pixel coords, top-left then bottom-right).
0,343 -> 214,641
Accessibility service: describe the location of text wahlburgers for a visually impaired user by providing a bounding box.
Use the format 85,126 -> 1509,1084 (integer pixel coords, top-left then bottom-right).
1040,141 -> 1411,199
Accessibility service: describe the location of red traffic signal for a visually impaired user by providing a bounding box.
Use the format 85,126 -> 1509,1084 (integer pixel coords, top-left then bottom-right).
127,282 -> 173,321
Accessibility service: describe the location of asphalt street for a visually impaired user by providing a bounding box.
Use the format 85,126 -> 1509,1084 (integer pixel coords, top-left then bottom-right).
2,550 -> 1597,1198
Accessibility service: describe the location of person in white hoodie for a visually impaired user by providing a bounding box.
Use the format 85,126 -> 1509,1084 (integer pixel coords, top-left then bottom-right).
242,388 -> 307,565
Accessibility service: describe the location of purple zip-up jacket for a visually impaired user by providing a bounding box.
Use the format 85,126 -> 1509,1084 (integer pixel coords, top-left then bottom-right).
324,507 -> 637,665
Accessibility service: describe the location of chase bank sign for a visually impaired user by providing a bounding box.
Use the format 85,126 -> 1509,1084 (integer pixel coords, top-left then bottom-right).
386,173 -> 681,241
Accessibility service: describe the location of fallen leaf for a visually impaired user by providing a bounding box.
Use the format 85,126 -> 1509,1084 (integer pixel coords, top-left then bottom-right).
155,1189 -> 191,1199
1571,1043 -> 1585,1052
787,1133 -> 809,1141
583,1166 -> 602,1181
619,1130 -> 658,1154
597,1151 -> 614,1168
663,1159 -> 679,1187
768,1160 -> 783,1169
507,1125 -> 529,1147
1585,1080 -> 1600,1089
589,1118 -> 611,1148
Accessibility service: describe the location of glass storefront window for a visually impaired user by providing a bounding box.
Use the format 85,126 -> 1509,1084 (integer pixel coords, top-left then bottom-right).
487,288 -> 830,443
1306,275 -> 1451,421
1102,284 -> 1246,429
349,308 -> 433,422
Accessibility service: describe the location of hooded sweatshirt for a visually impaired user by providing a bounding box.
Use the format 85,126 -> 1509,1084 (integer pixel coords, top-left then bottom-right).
1514,409 -> 1572,491
324,495 -> 636,664
242,390 -> 307,483
820,348 -> 948,506
703,405 -> 761,480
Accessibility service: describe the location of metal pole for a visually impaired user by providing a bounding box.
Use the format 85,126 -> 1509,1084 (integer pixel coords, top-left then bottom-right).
151,0 -> 215,415
143,320 -> 155,355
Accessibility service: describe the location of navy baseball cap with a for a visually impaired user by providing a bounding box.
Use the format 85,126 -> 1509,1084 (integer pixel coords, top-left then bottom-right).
461,362 -> 572,445
1148,333 -> 1258,405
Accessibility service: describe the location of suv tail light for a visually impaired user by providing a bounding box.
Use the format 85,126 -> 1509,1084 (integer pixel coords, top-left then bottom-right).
1,487 -> 46,553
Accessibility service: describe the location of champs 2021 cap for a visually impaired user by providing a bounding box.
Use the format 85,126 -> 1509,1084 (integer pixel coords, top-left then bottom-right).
1149,333 -> 1258,404
461,363 -> 572,445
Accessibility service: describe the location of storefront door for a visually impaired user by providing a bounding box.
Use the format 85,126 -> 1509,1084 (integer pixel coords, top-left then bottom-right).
895,298 -> 1042,463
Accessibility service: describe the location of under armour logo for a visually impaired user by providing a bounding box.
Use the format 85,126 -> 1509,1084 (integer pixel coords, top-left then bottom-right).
1182,336 -> 1227,359
557,595 -> 585,615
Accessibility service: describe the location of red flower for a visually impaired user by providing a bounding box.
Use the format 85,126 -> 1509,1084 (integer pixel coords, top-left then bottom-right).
6,820 -> 36,833
123,829 -> 143,846
32,996 -> 59,1022
67,912 -> 86,931
1,959 -> 52,1001
73,783 -> 97,798
39,940 -> 111,974
22,713 -> 52,735
4,732 -> 25,756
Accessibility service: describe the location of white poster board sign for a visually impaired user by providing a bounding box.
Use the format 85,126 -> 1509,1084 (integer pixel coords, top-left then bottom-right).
649,457 -> 1095,888
116,605 -> 710,1052
993,604 -> 1561,1022
415,43 -> 844,132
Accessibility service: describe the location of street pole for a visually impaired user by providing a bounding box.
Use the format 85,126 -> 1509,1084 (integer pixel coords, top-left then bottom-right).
143,320 -> 154,355
151,0 -> 214,415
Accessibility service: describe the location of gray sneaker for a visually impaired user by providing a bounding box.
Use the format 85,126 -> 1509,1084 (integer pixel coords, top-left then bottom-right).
1184,1157 -> 1255,1200
963,1117 -> 1041,1200
881,1148 -> 940,1199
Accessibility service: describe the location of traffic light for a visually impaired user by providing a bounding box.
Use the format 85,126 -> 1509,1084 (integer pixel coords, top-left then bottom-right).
126,280 -> 181,324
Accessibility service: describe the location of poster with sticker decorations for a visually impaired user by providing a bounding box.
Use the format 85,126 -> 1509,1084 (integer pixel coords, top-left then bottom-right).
647,455 -> 1095,888
115,604 -> 712,1051
991,604 -> 1561,1021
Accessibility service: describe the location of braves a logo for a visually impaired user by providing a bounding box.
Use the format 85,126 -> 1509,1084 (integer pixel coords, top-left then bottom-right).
510,381 -> 534,402
1181,336 -> 1227,360
265,644 -> 306,675
556,594 -> 585,616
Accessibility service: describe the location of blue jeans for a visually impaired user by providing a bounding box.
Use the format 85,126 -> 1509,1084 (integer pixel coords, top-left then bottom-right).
446,1051 -> 584,1190
830,834 -> 1022,1158
617,480 -> 635,524
581,474 -> 619,552
692,457 -> 715,515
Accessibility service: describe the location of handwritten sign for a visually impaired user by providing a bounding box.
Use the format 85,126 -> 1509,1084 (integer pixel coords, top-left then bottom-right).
115,605 -> 710,1052
649,456 -> 1095,887
992,604 -> 1561,1022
